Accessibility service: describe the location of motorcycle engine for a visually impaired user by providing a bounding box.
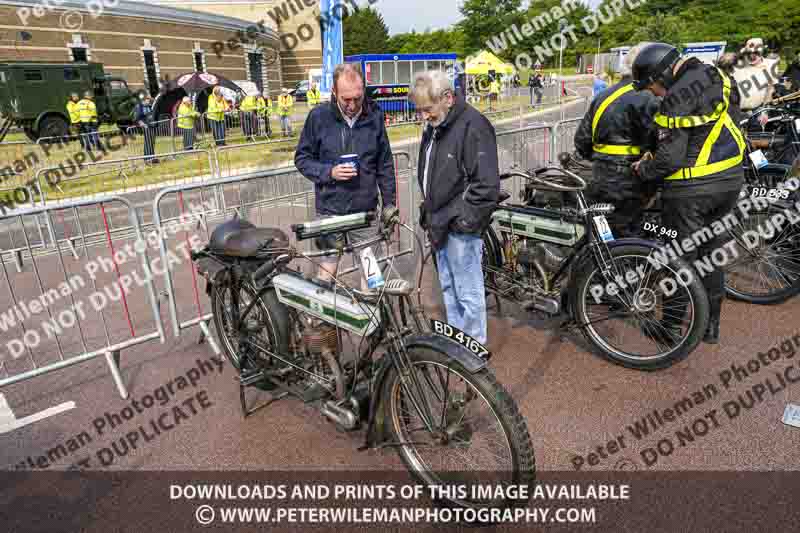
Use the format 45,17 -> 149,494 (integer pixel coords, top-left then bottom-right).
518,240 -> 568,273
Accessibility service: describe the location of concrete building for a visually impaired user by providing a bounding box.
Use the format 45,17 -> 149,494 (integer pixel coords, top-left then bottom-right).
0,0 -> 323,96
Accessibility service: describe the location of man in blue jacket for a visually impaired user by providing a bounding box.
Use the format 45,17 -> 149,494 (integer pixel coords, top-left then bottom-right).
295,62 -> 396,289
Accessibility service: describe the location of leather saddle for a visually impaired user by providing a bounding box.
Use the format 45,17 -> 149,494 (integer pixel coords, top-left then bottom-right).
209,218 -> 289,258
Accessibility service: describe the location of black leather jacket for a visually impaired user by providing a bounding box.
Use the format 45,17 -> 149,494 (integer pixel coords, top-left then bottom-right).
638,58 -> 744,198
574,76 -> 660,164
417,94 -> 499,250
574,77 -> 659,200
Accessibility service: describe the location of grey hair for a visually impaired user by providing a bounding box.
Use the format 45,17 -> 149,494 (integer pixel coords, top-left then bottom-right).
623,42 -> 655,76
333,62 -> 364,91
409,70 -> 454,105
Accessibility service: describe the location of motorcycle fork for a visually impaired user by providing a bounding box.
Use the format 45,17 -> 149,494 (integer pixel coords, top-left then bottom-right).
383,301 -> 438,435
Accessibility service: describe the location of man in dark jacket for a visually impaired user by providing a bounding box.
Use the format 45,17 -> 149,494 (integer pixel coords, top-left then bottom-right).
574,42 -> 660,237
633,43 -> 746,344
528,71 -> 544,107
411,70 -> 499,345
295,62 -> 396,287
134,95 -> 158,164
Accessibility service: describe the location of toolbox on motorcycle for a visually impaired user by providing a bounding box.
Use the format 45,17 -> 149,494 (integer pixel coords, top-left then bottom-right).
272,273 -> 380,337
492,208 -> 585,246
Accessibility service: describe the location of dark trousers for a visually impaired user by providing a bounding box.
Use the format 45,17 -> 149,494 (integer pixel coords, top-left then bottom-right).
661,190 -> 741,322
210,120 -> 226,146
83,122 -> 100,150
242,112 -> 257,137
181,127 -> 195,151
143,125 -> 155,159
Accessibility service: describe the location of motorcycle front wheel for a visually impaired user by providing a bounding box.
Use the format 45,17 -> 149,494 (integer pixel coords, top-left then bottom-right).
570,243 -> 709,370
382,346 -> 536,515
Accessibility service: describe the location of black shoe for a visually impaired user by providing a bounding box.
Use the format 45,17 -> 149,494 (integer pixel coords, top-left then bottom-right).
703,318 -> 720,344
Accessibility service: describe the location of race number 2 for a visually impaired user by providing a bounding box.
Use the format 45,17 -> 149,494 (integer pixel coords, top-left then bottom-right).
431,319 -> 491,359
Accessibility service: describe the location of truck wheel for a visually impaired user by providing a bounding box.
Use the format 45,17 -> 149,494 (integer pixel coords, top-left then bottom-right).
38,115 -> 69,141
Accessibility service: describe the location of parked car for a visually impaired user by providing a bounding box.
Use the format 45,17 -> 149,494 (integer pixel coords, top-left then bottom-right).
290,80 -> 309,102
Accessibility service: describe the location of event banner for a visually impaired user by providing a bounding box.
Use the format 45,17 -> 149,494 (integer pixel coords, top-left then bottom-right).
320,0 -> 344,94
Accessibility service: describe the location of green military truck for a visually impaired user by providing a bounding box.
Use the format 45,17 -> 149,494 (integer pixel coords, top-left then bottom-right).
0,62 -> 140,142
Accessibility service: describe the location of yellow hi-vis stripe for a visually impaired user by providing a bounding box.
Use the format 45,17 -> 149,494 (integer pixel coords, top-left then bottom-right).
591,83 -> 641,155
655,68 -> 731,129
665,112 -> 745,180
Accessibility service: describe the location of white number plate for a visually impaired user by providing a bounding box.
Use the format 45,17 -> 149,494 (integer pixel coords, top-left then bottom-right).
360,246 -> 385,289
431,319 -> 491,360
593,215 -> 614,242
782,403 -> 800,428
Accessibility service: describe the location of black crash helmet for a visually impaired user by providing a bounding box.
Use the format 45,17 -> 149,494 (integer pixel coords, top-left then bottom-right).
632,43 -> 681,91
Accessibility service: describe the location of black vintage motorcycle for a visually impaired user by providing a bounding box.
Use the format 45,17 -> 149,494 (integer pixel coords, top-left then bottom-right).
477,164 -> 709,370
191,209 -> 535,513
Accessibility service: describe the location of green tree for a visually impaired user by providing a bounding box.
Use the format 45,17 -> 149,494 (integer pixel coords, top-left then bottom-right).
459,0 -> 522,54
343,6 -> 390,55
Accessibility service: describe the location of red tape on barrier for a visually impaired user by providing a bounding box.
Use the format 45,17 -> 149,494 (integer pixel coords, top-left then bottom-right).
100,203 -> 136,337
178,191 -> 203,318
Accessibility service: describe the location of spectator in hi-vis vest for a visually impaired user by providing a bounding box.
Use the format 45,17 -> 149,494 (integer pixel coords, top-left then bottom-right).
66,93 -> 83,147
278,88 -> 294,137
207,86 -> 229,146
307,82 -> 321,108
77,91 -> 101,150
177,96 -> 200,151
257,90 -> 272,138
240,91 -> 259,141
488,78 -> 501,111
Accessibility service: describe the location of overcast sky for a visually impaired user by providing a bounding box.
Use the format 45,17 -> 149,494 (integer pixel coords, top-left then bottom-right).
374,0 -> 601,35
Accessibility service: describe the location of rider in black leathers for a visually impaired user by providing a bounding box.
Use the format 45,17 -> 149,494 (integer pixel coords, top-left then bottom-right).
574,51 -> 660,237
633,43 -> 745,345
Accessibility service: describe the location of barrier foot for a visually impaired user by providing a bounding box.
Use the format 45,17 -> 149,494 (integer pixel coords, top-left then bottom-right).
105,350 -> 129,400
199,320 -> 220,356
67,238 -> 79,260
14,250 -> 23,273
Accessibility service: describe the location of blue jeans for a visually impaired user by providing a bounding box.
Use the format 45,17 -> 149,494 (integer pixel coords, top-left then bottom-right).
435,233 -> 487,344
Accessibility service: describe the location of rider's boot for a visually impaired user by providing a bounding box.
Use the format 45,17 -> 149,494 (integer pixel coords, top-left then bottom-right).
703,296 -> 722,344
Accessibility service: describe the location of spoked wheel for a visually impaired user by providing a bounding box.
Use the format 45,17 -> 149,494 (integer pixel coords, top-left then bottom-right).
724,206 -> 800,304
571,244 -> 709,370
210,275 -> 289,380
383,346 -> 535,514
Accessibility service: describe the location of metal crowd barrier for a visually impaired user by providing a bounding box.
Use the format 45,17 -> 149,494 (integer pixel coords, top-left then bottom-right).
551,117 -> 583,161
33,149 -> 216,204
123,117 -> 179,160
496,124 -> 554,202
152,158 -> 417,341
0,195 -> 164,398
214,138 -> 299,178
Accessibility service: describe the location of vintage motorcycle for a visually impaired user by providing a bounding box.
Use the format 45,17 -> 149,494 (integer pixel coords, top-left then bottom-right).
191,208 -> 535,513
477,163 -> 710,370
